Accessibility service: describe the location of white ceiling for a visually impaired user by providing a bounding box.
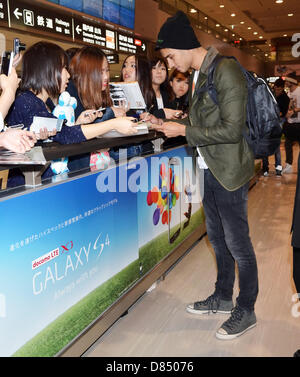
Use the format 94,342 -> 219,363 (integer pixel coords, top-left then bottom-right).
158,0 -> 300,63
185,0 -> 300,41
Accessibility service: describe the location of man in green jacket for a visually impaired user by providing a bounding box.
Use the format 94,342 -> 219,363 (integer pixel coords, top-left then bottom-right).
155,11 -> 258,340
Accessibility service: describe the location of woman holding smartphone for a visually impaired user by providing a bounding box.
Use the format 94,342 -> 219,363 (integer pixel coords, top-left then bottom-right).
65,46 -> 128,171
169,69 -> 190,117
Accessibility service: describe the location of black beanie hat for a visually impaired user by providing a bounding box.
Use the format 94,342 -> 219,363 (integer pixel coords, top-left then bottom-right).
156,11 -> 201,50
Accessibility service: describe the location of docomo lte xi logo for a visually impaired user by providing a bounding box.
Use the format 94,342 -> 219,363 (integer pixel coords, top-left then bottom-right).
292,33 -> 300,58
31,242 -> 74,270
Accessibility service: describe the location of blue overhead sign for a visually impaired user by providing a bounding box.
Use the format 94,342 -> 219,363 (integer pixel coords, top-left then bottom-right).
47,0 -> 135,30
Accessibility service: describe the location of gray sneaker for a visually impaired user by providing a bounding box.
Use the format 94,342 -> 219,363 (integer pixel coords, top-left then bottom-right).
186,293 -> 233,315
216,305 -> 257,340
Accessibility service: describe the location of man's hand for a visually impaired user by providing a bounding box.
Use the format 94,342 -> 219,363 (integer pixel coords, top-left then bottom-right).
152,121 -> 186,138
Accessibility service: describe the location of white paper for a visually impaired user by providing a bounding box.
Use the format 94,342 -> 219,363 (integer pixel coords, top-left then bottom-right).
110,82 -> 147,109
99,123 -> 149,138
30,117 -> 64,133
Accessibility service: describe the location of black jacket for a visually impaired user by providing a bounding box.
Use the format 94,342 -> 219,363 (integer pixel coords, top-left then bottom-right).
276,91 -> 290,118
151,86 -> 173,119
169,93 -> 189,112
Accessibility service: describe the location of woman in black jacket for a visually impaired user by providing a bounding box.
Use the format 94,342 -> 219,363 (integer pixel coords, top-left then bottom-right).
150,57 -> 180,120
169,69 -> 190,116
162,69 -> 190,149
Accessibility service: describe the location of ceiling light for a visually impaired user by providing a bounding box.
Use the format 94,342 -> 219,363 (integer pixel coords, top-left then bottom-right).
204,16 -> 208,20
288,13 -> 294,16
220,5 -> 225,8
231,13 -> 236,17
283,34 -> 287,37
190,8 -> 197,13
248,27 -> 252,30
275,0 -> 283,3
253,32 -> 258,35
216,24 -> 220,27
240,21 -> 245,24
224,28 -> 228,31
259,36 -> 263,39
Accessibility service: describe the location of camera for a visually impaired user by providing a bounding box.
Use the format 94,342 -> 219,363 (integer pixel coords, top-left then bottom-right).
13,38 -> 26,55
0,51 -> 13,76
0,38 -> 26,75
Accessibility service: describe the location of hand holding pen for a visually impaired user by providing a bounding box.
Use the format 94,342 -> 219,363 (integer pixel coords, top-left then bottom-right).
76,108 -> 105,125
84,107 -> 105,118
139,105 -> 154,123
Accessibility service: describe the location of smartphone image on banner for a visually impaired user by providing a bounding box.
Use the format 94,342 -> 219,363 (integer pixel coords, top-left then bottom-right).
167,157 -> 181,244
182,169 -> 192,230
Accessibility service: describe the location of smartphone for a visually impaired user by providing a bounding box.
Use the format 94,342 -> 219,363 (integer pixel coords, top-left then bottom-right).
1,51 -> 14,76
182,169 -> 192,230
168,157 -> 181,244
13,38 -> 26,56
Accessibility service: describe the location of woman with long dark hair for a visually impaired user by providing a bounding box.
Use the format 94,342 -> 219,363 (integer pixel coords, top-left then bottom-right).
109,54 -> 155,160
150,57 -> 181,119
67,46 -> 125,120
121,54 -> 155,112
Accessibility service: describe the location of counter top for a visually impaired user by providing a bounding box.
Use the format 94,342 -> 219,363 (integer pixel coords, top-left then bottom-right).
42,130 -> 163,161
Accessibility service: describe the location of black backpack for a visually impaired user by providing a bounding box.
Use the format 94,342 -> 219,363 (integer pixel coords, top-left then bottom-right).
197,55 -> 282,159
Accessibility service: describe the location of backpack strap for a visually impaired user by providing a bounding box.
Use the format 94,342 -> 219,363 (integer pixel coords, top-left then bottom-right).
196,55 -> 239,105
195,54 -> 252,148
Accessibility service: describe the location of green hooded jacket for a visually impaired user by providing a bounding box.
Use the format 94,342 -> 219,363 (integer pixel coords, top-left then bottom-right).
182,47 -> 255,191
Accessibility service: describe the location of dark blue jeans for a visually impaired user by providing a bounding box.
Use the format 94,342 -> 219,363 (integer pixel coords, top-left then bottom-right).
262,145 -> 282,172
202,169 -> 258,312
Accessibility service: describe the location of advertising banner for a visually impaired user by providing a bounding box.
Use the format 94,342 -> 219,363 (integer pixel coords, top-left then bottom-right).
0,165 -> 139,357
137,147 -> 205,275
0,146 -> 205,357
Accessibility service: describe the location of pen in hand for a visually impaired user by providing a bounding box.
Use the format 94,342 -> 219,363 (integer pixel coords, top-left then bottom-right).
141,105 -> 154,122
84,107 -> 106,117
